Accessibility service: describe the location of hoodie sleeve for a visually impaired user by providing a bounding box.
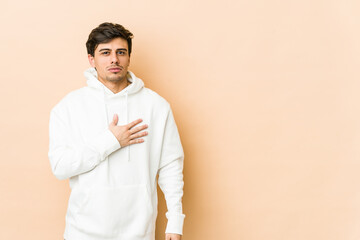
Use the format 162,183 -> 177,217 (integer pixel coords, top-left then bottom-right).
48,107 -> 120,180
157,108 -> 185,235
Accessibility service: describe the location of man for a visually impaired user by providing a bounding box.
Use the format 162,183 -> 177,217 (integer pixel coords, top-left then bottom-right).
48,22 -> 185,240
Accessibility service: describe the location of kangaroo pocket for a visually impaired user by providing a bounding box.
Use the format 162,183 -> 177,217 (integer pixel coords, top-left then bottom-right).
73,184 -> 154,238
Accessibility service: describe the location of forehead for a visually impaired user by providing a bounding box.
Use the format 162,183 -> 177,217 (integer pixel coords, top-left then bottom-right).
95,37 -> 128,51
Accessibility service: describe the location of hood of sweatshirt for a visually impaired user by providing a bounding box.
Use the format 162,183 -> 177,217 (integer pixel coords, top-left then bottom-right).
84,67 -> 144,96
84,67 -> 145,162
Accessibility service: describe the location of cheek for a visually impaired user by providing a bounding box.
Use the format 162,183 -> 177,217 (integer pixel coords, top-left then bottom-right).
124,58 -> 130,67
95,60 -> 107,70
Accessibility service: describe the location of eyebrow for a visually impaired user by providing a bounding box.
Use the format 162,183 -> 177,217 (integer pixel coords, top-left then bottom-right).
98,48 -> 128,52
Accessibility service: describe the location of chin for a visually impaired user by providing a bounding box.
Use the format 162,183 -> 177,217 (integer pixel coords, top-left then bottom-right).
107,76 -> 126,82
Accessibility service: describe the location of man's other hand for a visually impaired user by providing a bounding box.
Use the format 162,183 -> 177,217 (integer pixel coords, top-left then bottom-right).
165,233 -> 182,240
109,114 -> 148,147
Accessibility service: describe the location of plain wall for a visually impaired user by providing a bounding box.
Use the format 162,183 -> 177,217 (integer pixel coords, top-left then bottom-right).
1,0 -> 360,239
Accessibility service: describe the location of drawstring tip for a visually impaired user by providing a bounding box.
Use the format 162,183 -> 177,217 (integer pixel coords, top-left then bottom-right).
127,146 -> 130,162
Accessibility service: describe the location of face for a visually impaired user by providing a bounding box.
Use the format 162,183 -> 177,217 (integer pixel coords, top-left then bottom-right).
88,37 -> 130,83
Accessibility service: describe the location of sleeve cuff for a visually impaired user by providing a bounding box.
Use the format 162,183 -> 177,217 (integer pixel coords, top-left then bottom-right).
89,129 -> 121,161
165,212 -> 185,235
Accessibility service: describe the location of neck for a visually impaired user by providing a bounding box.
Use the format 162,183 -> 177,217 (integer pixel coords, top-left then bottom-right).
98,78 -> 130,94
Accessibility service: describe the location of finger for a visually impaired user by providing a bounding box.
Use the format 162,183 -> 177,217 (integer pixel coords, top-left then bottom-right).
130,131 -> 148,139
127,118 -> 143,129
129,138 -> 144,145
112,114 -> 118,126
129,124 -> 148,134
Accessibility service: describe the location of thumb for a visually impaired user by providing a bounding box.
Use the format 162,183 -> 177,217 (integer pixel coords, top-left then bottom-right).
111,114 -> 118,126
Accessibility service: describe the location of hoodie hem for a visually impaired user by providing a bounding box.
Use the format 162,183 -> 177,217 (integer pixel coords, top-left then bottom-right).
64,223 -> 155,240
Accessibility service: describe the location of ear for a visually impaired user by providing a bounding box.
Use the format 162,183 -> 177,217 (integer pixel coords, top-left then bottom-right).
88,54 -> 95,68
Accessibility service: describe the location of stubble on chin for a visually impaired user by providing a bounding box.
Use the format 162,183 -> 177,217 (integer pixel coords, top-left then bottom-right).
105,74 -> 127,83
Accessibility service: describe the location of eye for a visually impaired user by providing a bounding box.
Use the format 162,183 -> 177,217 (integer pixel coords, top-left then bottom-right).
101,51 -> 110,55
117,51 -> 126,55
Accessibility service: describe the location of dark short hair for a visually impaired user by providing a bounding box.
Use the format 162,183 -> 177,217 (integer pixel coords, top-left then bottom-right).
86,22 -> 134,56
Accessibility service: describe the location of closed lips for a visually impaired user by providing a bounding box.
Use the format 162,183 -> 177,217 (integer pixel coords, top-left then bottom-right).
108,67 -> 122,72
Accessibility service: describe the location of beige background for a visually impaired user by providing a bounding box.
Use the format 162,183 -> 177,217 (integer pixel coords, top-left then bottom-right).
1,0 -> 360,239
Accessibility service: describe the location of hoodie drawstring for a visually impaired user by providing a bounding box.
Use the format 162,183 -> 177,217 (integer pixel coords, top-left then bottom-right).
102,85 -> 110,127
125,91 -> 130,162
102,85 -> 112,184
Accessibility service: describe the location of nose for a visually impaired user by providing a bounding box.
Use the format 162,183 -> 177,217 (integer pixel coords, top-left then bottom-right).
110,52 -> 119,64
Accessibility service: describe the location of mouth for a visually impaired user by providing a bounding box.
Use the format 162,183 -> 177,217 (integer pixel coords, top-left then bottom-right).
108,66 -> 123,73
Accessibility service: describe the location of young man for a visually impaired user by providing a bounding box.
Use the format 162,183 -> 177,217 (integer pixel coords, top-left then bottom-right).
48,22 -> 185,240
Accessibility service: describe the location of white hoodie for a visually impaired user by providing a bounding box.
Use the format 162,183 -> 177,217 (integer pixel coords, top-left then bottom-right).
48,68 -> 185,240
